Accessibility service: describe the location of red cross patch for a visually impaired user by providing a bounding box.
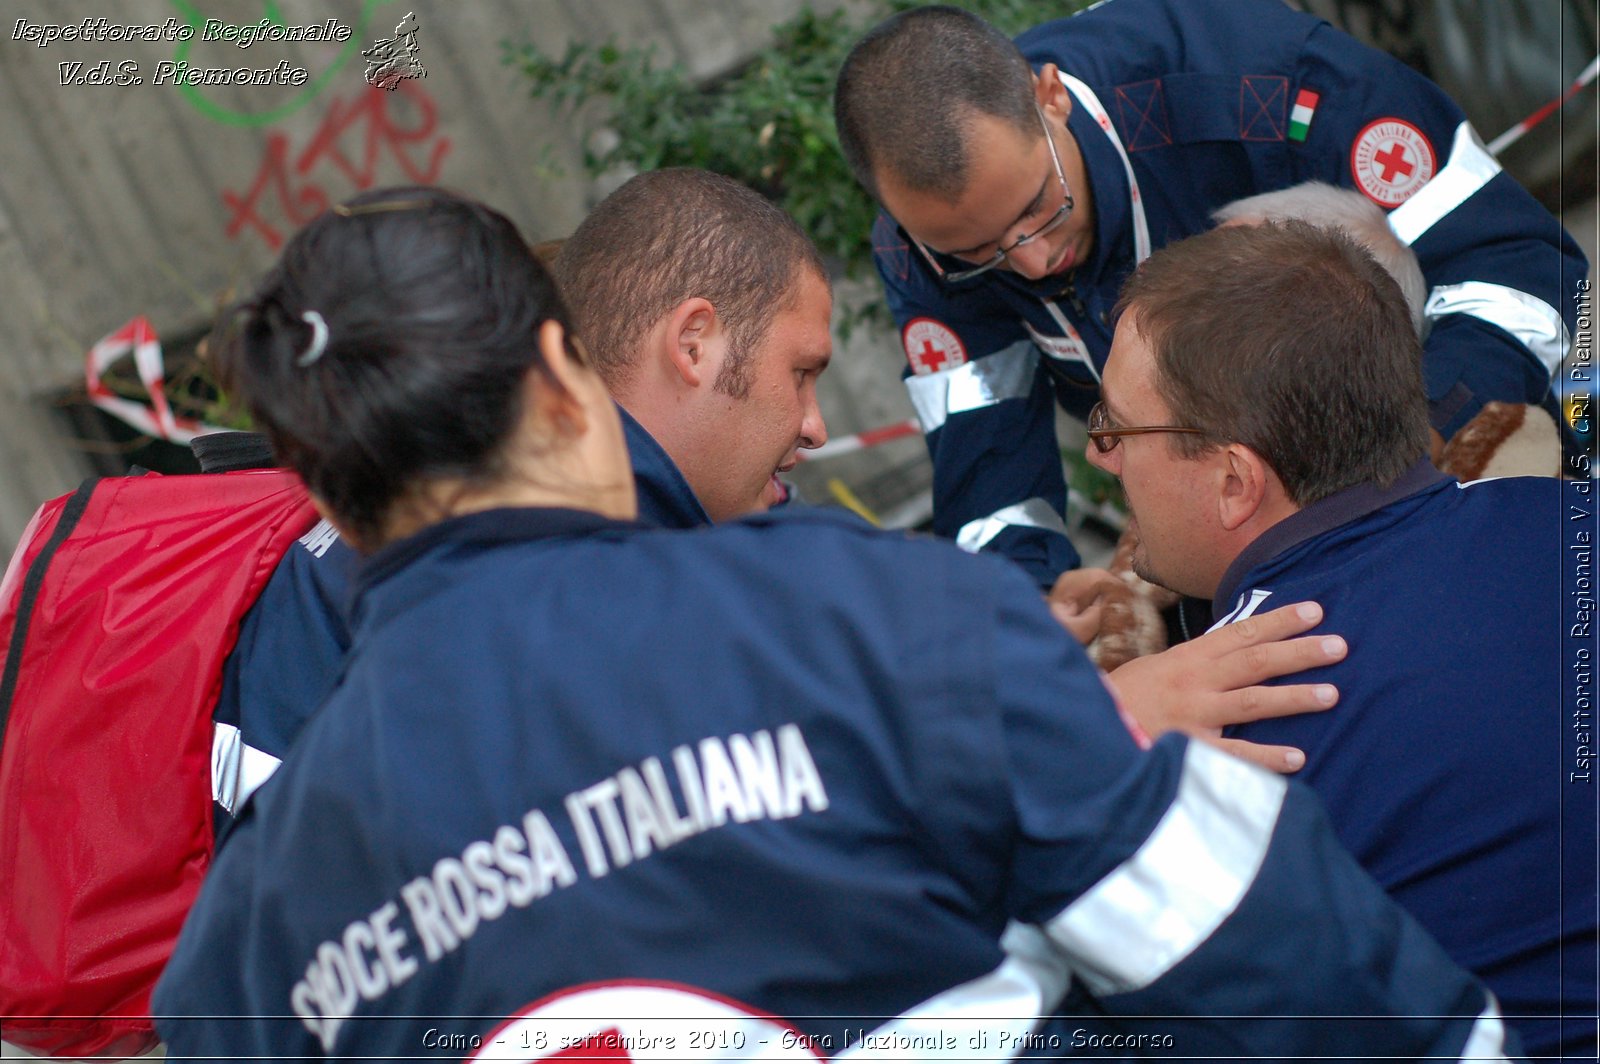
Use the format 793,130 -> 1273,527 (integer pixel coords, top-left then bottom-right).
471,982 -> 825,1062
1350,118 -> 1436,208
902,317 -> 967,376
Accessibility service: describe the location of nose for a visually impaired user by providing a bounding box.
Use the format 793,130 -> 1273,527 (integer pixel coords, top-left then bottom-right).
1006,237 -> 1056,280
800,397 -> 828,449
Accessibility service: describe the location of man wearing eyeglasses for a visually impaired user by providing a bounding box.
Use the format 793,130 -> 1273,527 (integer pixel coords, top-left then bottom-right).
834,0 -> 1584,595
1083,217 -> 1595,1058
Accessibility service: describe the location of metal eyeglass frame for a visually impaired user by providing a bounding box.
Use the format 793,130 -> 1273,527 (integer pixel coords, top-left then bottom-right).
910,106 -> 1075,284
1086,401 -> 1208,454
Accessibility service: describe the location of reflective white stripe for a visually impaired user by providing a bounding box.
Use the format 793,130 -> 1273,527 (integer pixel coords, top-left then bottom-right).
1045,741 -> 1285,996
834,922 -> 1072,1062
211,721 -> 284,815
1385,122 -> 1568,376
1459,998 -> 1511,1061
1388,122 -> 1500,246
1424,281 -> 1570,378
905,342 -> 1038,434
955,498 -> 1068,553
1207,588 -> 1274,633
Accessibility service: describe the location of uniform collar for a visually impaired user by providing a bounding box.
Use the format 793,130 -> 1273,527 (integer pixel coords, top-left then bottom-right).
619,405 -> 712,530
1212,458 -> 1448,616
356,506 -> 644,604
1063,80 -> 1135,288
350,406 -> 706,621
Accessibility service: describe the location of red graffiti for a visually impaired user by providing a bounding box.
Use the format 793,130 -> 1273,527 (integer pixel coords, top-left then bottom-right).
223,79 -> 451,250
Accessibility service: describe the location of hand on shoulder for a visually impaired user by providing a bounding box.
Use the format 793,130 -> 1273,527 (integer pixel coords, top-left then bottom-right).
1101,601 -> 1346,774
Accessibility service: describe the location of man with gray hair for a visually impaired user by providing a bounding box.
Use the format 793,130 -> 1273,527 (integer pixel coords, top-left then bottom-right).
1212,182 -> 1429,337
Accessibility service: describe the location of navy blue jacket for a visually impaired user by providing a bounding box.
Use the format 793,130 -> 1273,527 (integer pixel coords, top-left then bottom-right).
1214,464 -> 1598,1057
877,0 -> 1585,585
158,505 -> 1512,1060
210,407 -> 710,829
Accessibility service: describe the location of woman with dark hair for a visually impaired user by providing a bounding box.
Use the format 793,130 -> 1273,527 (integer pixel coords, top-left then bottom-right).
213,185 -> 634,552
153,186 -> 1507,1061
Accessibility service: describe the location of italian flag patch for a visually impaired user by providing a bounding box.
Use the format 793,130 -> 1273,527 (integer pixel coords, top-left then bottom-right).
1289,88 -> 1319,141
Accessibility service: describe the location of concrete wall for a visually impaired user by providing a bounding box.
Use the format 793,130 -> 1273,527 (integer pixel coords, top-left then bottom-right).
1,0 -> 1593,559
0,0 -> 904,557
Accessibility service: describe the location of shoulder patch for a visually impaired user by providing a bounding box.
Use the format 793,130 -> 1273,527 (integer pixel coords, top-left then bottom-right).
902,317 -> 968,376
1288,88 -> 1319,141
475,981 -> 825,1062
1350,118 -> 1436,207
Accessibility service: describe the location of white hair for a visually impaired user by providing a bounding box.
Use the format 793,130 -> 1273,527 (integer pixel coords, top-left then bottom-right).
1212,182 -> 1428,338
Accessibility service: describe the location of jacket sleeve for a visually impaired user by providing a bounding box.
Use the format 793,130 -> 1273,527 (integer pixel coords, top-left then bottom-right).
212,525 -> 357,836
874,213 -> 1083,587
1291,18 -> 1584,438
983,580 -> 1519,1058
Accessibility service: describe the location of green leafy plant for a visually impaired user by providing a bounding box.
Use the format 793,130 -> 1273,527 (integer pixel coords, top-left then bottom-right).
506,7 -> 869,276
504,0 -> 1088,296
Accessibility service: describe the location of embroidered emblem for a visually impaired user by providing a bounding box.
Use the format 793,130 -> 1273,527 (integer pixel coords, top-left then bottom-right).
1350,118 -> 1436,207
902,317 -> 968,376
474,982 -> 824,1062
1289,88 -> 1320,141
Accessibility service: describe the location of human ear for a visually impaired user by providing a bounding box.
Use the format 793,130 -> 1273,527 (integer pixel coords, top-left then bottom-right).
1034,62 -> 1073,122
532,319 -> 592,437
664,297 -> 718,388
1217,445 -> 1269,531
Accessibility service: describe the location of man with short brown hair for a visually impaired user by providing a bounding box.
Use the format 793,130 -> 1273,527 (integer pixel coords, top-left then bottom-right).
554,169 -> 831,523
1088,218 -> 1596,1058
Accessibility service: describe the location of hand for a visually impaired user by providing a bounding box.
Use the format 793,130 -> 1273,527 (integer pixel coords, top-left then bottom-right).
1102,601 -> 1346,773
1046,568 -> 1124,645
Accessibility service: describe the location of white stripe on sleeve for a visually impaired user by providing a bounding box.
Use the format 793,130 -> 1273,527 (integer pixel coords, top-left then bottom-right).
1458,997 -> 1512,1061
1388,122 -> 1500,246
211,720 -> 284,815
956,498 -> 1069,553
1423,282 -> 1570,379
833,922 -> 1073,1061
906,342 -> 1038,434
1044,741 -> 1285,996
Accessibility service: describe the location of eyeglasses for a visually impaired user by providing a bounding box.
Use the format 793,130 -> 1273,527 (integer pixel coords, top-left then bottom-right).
1086,401 -> 1208,454
912,107 -> 1075,284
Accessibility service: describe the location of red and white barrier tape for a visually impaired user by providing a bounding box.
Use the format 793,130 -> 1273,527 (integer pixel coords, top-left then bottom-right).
86,316 -> 226,444
1486,55 -> 1600,157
